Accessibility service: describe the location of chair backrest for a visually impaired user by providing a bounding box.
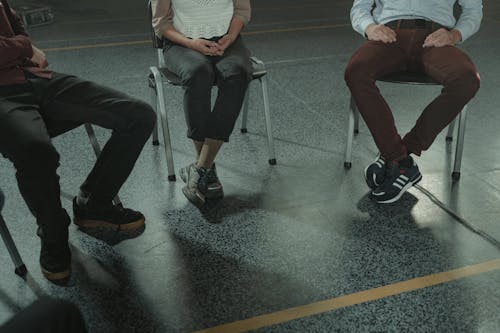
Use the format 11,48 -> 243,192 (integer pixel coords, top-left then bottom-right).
148,0 -> 167,68
0,188 -> 4,211
148,0 -> 164,50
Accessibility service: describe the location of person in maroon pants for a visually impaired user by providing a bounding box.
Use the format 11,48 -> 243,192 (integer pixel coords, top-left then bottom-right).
0,0 -> 156,282
345,0 -> 482,204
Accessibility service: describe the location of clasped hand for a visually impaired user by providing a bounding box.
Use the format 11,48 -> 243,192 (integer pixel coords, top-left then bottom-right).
31,46 -> 48,68
189,34 -> 236,56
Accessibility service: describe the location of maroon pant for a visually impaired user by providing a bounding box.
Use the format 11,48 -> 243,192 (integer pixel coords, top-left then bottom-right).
345,27 -> 480,161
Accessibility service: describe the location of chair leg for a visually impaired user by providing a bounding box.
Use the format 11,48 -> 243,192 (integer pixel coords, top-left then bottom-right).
150,67 -> 176,181
353,98 -> 360,135
446,119 -> 456,142
259,76 -> 276,165
0,215 -> 27,277
452,105 -> 468,181
344,95 -> 356,169
240,87 -> 250,134
150,82 -> 160,146
84,124 -> 123,205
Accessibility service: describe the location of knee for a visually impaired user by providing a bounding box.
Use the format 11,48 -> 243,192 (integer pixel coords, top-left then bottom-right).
447,68 -> 481,101
181,62 -> 214,86
38,297 -> 77,313
134,100 -> 156,131
220,63 -> 252,83
344,59 -> 372,87
35,298 -> 85,325
14,138 -> 59,172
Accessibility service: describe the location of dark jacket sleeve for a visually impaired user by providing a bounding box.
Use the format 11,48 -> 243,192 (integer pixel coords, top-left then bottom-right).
9,8 -> 29,36
0,35 -> 33,66
0,8 -> 33,68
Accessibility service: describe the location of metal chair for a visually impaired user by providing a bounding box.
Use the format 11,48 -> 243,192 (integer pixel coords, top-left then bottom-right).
147,2 -> 276,182
344,72 -> 468,181
0,188 -> 28,277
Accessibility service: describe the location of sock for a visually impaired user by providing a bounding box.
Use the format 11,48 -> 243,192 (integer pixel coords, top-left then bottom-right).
398,155 -> 413,168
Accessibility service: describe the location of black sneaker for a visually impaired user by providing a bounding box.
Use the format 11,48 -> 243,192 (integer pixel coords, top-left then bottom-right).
370,156 -> 422,204
73,198 -> 145,231
37,226 -> 71,282
364,154 -> 386,189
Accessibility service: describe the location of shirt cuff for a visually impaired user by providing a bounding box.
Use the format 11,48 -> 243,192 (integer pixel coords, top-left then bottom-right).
453,25 -> 471,43
17,35 -> 33,58
356,18 -> 376,37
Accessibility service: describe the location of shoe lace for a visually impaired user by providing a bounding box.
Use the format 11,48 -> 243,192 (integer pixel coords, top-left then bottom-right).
197,168 -> 211,192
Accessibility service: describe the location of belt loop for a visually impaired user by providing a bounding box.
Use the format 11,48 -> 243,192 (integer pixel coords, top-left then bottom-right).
396,20 -> 401,29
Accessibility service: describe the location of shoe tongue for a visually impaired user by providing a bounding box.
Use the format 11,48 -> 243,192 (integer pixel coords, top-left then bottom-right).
385,161 -> 400,176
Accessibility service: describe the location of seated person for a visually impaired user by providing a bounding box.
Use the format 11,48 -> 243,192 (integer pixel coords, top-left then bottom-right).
152,0 -> 252,206
0,0 -> 156,282
345,0 -> 482,203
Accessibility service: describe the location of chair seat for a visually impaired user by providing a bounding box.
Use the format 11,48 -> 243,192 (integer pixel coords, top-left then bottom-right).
158,57 -> 267,86
379,72 -> 438,85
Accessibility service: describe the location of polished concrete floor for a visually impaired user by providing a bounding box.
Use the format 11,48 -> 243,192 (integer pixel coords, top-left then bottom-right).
1,0 -> 500,332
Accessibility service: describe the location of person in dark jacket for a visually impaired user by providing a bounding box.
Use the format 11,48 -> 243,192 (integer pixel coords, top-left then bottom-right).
0,0 -> 156,282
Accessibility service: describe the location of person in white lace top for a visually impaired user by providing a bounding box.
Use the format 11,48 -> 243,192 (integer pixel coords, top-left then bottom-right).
152,0 -> 252,207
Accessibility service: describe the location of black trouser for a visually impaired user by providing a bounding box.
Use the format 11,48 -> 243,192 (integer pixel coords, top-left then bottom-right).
164,35 -> 252,142
0,73 -> 156,241
0,298 -> 87,333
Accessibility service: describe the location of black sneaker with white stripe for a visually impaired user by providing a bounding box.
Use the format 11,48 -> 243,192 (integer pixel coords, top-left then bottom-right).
364,154 -> 386,189
370,156 -> 422,204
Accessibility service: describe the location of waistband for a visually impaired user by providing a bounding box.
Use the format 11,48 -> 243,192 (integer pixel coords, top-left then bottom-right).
385,19 -> 446,31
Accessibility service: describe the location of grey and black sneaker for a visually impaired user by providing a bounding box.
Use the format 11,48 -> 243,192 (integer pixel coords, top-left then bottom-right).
180,163 -> 223,200
364,154 -> 386,189
370,156 -> 422,204
181,163 -> 209,206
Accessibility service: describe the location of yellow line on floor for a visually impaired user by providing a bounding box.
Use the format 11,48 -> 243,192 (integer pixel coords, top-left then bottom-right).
243,23 -> 350,36
42,24 -> 350,52
192,258 -> 500,333
43,40 -> 150,52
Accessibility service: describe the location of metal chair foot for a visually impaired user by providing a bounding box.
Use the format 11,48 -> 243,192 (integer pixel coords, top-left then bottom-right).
240,128 -> 248,134
344,162 -> 352,169
168,175 -> 176,182
15,264 -> 27,277
452,172 -> 461,181
268,159 -> 276,165
152,140 -> 160,146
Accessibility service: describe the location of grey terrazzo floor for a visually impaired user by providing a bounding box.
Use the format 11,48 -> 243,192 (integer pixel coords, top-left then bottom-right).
1,0 -> 500,332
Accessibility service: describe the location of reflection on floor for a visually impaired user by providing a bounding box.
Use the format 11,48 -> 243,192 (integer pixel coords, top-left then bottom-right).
1,0 -> 500,332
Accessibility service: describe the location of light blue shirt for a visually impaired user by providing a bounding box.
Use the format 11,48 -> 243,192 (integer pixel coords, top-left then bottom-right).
350,0 -> 483,42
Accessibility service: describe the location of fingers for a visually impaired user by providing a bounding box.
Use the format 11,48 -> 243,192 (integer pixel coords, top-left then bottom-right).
367,25 -> 397,43
383,26 -> 397,42
196,39 -> 222,56
423,30 -> 439,47
423,29 -> 450,48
